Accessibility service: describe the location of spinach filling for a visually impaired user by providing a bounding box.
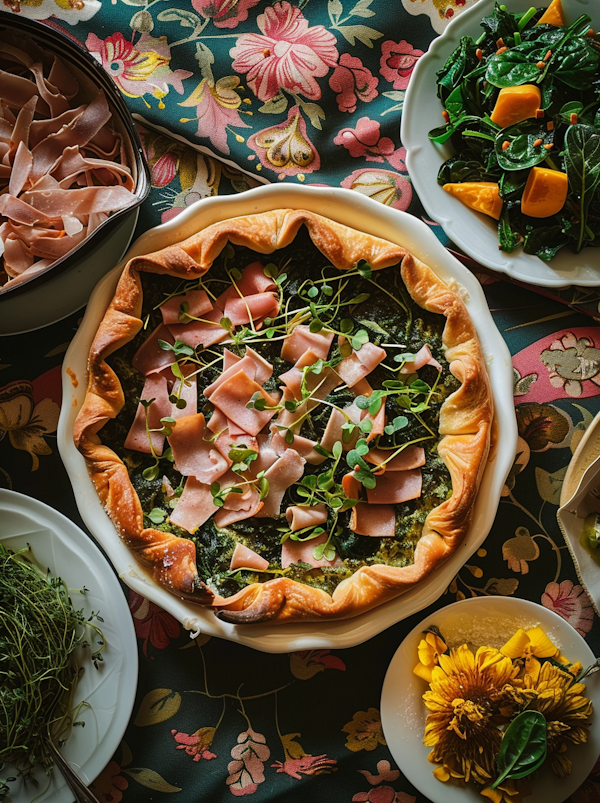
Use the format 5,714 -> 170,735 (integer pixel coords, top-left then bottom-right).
101,230 -> 458,597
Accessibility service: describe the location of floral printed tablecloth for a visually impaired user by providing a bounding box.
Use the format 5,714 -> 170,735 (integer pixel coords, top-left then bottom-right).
2,1 -> 600,802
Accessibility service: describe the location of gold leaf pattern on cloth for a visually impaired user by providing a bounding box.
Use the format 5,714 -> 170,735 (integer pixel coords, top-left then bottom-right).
248,106 -> 319,174
0,381 -> 59,471
343,708 -> 386,752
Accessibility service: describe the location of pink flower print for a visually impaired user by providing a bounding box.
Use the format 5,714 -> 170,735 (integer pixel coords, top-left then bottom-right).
359,760 -> 400,785
289,649 -> 346,679
192,0 -> 261,29
227,729 -> 270,796
385,146 -> 409,173
151,152 -> 178,187
334,118 -> 395,162
341,168 -> 413,211
542,580 -> 595,637
329,54 -> 378,113
172,727 -> 217,761
179,76 -> 251,155
86,32 -> 192,107
128,590 -> 181,656
248,105 -> 320,176
230,1 -> 338,101
89,760 -> 128,803
379,40 -> 424,90
353,787 -> 396,803
272,754 -> 337,778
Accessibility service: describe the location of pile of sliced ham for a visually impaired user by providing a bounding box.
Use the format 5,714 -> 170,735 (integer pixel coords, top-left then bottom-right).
0,35 -> 137,291
124,261 -> 442,575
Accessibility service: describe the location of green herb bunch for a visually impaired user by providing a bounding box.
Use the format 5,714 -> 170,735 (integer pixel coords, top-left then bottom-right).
0,543 -> 104,781
431,2 -> 600,260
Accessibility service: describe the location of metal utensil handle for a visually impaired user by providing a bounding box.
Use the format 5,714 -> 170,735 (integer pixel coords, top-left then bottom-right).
46,739 -> 102,803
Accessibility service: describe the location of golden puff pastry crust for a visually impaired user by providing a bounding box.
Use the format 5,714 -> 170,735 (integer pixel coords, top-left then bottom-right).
73,208 -> 493,623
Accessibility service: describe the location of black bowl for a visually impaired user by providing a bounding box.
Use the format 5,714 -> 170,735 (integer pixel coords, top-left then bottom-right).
0,10 -> 150,298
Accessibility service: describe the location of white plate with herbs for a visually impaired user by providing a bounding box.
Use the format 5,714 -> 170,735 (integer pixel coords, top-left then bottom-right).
381,595 -> 600,803
0,489 -> 138,803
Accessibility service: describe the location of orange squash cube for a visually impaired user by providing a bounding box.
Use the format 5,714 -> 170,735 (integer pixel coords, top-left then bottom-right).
537,0 -> 566,26
521,167 -> 569,218
443,182 -> 503,220
490,85 -> 542,129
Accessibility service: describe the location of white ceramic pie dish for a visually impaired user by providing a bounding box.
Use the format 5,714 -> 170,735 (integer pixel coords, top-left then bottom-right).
57,184 -> 517,653
402,0 -> 600,288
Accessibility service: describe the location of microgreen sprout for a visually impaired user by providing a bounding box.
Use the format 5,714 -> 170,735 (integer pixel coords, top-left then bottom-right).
229,446 -> 259,474
140,399 -> 175,481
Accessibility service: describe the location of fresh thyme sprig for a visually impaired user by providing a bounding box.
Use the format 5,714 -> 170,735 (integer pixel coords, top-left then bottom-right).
0,543 -> 105,780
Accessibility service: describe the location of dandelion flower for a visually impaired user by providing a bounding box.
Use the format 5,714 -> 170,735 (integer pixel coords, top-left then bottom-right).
422,644 -> 518,786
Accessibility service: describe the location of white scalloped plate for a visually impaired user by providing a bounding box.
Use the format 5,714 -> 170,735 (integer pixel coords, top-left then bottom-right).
57,184 -> 517,653
381,596 -> 600,803
0,489 -> 137,803
402,0 -> 600,288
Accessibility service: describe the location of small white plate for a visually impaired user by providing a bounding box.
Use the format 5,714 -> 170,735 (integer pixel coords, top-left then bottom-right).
381,596 -> 600,803
58,183 -> 517,654
0,489 -> 138,803
0,210 -> 138,337
402,0 -> 600,288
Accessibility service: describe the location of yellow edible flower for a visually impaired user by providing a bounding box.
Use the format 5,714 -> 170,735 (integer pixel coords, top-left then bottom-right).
500,626 -> 561,682
413,632 -> 448,682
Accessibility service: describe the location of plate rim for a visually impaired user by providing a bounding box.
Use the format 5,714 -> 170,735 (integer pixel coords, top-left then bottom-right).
402,0 -> 600,289
57,183 -> 517,653
0,488 -> 138,802
380,595 -> 600,803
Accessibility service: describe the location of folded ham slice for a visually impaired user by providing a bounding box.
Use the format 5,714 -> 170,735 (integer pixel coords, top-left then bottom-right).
236,261 -> 277,295
364,446 -> 425,472
400,344 -> 442,374
229,542 -> 269,572
209,370 -> 280,437
132,324 -> 175,377
124,374 -> 171,456
281,533 -> 342,569
160,289 -> 212,326
167,306 -> 228,348
169,478 -> 218,534
336,342 -> 386,388
214,486 -> 262,528
224,292 -> 279,326
167,413 -> 231,485
255,449 -> 306,518
286,503 -> 328,532
366,469 -> 422,504
350,503 -> 396,537
281,325 -> 335,363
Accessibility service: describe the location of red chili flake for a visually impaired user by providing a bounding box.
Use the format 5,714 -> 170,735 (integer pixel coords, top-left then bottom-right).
502,140 -> 510,150
536,61 -> 546,69
586,28 -> 595,36
570,112 -> 578,124
544,143 -> 554,150
544,49 -> 552,61
535,108 -> 545,119
533,138 -> 543,147
442,110 -> 450,122
496,37 -> 505,48
476,48 -> 483,61
497,46 -> 508,54
262,48 -> 271,58
547,120 -> 554,131
482,81 -> 488,88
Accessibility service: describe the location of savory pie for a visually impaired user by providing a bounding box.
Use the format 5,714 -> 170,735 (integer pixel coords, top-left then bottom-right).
73,209 -> 493,624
